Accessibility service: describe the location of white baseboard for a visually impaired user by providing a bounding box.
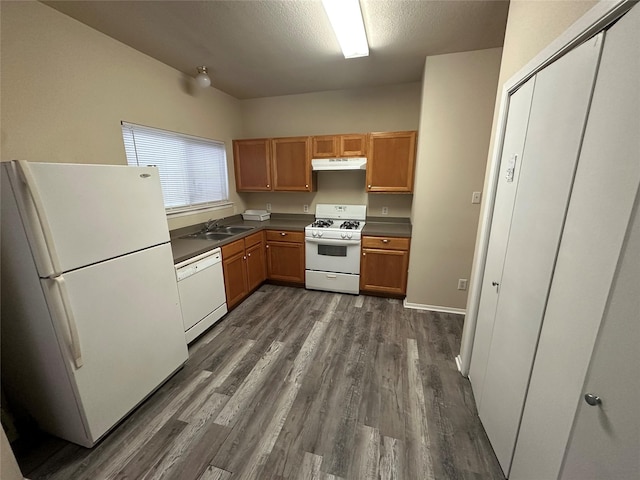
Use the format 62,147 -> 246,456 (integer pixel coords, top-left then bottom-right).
403,300 -> 466,315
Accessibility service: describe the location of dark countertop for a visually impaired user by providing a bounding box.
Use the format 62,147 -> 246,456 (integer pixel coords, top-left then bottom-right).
170,214 -> 312,264
170,213 -> 411,264
362,216 -> 412,238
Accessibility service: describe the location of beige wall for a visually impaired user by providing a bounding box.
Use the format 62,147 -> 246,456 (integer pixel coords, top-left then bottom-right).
406,48 -> 502,310
0,1 -> 246,230
238,83 -> 422,216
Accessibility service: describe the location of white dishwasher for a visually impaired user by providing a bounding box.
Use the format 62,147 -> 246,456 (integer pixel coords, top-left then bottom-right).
175,248 -> 227,344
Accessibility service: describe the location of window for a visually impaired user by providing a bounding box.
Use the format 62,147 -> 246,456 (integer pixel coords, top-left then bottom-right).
121,122 -> 230,215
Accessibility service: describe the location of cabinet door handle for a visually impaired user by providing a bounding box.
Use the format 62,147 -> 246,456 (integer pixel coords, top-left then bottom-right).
367,184 -> 372,188
247,253 -> 251,257
243,256 -> 246,260
305,184 -> 309,188
363,252 -> 366,256
266,184 -> 270,188
266,245 -> 269,248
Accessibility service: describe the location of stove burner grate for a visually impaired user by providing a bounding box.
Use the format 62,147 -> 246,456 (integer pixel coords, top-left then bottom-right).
340,220 -> 361,230
311,219 -> 334,228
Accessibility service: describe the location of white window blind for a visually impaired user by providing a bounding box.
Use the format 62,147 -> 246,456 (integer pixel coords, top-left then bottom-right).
121,122 -> 229,214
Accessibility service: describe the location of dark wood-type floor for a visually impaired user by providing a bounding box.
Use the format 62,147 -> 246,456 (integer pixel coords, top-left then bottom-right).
15,285 -> 504,480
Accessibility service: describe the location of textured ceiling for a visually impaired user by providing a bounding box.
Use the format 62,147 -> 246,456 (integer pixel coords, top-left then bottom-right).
44,0 -> 509,99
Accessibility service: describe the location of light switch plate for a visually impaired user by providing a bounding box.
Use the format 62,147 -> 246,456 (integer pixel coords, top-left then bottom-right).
382,206 -> 389,215
266,203 -> 272,212
472,192 -> 482,204
303,204 -> 309,213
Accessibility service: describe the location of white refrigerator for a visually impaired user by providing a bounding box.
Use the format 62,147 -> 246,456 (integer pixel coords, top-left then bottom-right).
1,160 -> 188,448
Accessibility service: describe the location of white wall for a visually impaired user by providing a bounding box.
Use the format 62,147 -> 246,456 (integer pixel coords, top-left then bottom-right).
0,1 -> 246,230
406,48 -> 502,310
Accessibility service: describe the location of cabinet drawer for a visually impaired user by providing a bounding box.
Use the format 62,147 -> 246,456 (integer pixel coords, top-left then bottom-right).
221,238 -> 245,258
362,236 -> 410,251
244,230 -> 264,248
266,230 -> 304,243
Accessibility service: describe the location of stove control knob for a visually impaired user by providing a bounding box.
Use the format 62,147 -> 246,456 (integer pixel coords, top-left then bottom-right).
318,231 -> 323,237
341,232 -> 346,239
312,231 -> 317,237
347,233 -> 353,239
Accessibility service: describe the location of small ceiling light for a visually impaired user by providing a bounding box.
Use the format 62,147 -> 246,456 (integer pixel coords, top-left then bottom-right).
322,0 -> 369,58
195,66 -> 211,88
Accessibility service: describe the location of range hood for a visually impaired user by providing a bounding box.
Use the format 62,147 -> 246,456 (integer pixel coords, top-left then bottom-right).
311,157 -> 367,171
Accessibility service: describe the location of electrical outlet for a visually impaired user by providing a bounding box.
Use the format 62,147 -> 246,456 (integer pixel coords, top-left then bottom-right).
472,191 -> 482,204
303,204 -> 309,213
266,203 -> 272,212
382,206 -> 389,215
457,279 -> 468,291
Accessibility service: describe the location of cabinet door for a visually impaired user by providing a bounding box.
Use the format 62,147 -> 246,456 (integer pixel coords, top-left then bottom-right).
266,241 -> 305,283
271,137 -> 312,191
233,139 -> 272,191
312,135 -> 338,158
246,240 -> 266,292
366,131 -> 417,193
360,248 -> 409,296
222,240 -> 248,309
340,134 -> 367,156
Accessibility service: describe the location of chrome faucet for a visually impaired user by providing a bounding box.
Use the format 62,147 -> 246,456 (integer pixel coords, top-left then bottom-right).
204,219 -> 221,232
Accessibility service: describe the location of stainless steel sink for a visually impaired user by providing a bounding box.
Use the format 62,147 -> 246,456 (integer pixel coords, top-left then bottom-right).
219,226 -> 255,234
181,232 -> 234,241
179,225 -> 255,241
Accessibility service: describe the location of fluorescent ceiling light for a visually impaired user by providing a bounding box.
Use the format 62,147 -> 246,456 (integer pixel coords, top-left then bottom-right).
322,0 -> 369,58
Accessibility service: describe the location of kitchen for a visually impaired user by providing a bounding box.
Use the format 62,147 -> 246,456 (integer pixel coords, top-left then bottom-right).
2,1 -> 638,479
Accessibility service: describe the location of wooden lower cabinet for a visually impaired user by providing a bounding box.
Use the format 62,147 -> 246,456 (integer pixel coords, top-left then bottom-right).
360,235 -> 410,296
265,230 -> 305,284
221,231 -> 266,309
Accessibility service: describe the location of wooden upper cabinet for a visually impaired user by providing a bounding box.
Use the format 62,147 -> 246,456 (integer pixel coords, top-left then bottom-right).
367,131 -> 417,193
271,137 -> 312,192
311,134 -> 367,158
233,139 -> 272,192
340,134 -> 367,156
312,136 -> 338,158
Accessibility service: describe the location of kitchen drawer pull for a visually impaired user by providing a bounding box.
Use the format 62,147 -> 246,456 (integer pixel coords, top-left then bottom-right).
280,232 -> 287,236
381,239 -> 390,243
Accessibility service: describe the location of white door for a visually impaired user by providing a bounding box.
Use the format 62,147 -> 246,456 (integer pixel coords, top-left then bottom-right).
9,161 -> 169,277
469,77 -> 535,401
560,196 -> 639,479
41,243 -> 187,443
510,5 -> 640,478
478,34 -> 603,475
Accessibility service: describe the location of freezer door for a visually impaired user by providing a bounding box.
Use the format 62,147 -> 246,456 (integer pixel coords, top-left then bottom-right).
7,161 -> 170,277
41,243 -> 188,443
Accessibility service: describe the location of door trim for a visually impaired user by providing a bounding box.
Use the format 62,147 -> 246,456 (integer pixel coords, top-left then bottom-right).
458,0 -> 635,377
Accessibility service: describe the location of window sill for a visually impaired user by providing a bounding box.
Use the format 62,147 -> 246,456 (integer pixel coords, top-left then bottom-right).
166,202 -> 234,219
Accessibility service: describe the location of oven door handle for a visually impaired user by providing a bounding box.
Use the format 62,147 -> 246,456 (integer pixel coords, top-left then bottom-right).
305,237 -> 361,246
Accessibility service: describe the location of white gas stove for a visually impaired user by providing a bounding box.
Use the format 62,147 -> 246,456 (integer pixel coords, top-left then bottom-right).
305,204 -> 366,294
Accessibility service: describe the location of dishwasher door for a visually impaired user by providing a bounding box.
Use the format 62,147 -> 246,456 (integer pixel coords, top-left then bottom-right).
175,248 -> 227,343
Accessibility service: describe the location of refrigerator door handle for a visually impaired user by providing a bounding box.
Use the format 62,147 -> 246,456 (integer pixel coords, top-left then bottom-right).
16,160 -> 62,276
53,276 -> 83,369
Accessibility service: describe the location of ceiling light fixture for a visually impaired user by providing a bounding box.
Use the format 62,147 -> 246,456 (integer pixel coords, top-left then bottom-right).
195,66 -> 211,88
321,0 -> 369,59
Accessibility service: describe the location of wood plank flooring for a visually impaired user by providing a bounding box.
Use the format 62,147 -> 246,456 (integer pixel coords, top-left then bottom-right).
15,285 -> 504,480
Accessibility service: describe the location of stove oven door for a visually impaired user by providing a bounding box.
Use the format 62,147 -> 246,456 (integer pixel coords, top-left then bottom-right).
305,237 -> 361,274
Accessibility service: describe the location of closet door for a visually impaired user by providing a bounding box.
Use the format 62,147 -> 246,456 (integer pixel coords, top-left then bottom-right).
469,77 -> 535,401
510,5 -> 640,478
477,33 -> 603,475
